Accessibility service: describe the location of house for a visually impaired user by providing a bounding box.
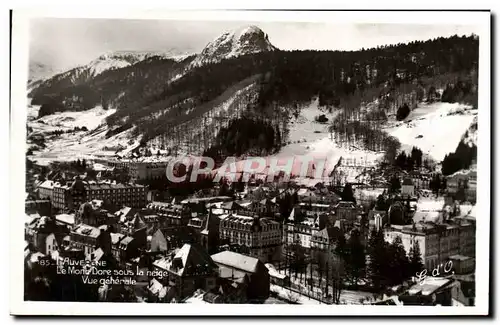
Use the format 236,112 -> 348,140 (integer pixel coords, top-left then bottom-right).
110,232 -> 126,262
368,210 -> 388,232
265,263 -> 289,287
399,277 -> 455,306
219,214 -> 282,263
187,214 -> 206,242
70,179 -> 148,209
311,226 -> 344,250
285,209 -> 318,253
199,209 -> 222,255
150,226 -> 195,252
25,216 -> 69,255
115,236 -> 139,264
70,223 -> 112,257
333,201 -> 359,223
37,180 -> 55,200
75,201 -> 118,228
152,243 -> 219,301
449,255 -> 475,274
447,169 -> 477,203
402,178 -> 415,197
55,213 -> 75,228
211,250 -> 270,301
384,219 -> 475,271
221,201 -> 246,215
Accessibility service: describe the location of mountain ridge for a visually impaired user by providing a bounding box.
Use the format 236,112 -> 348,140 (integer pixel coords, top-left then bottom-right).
189,25 -> 278,68
26,32 -> 479,166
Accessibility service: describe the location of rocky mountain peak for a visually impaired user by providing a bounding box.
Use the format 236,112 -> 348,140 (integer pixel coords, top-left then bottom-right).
190,25 -> 277,67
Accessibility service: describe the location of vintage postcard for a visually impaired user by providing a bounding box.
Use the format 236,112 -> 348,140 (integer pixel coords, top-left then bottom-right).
10,8 -> 491,316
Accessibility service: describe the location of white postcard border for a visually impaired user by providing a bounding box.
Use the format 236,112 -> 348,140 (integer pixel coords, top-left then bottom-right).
9,8 -> 491,316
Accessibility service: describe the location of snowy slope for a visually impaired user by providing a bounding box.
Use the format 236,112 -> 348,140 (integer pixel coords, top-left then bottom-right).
384,102 -> 477,162
275,98 -> 382,179
28,112 -> 139,166
87,50 -> 192,76
212,98 -> 383,183
30,106 -> 117,133
190,25 -> 277,68
30,50 -> 193,93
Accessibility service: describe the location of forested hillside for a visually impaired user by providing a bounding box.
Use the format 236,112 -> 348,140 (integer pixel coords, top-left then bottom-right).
28,33 -> 479,159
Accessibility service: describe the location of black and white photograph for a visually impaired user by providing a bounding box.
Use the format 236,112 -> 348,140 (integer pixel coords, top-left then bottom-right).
9,8 -> 491,316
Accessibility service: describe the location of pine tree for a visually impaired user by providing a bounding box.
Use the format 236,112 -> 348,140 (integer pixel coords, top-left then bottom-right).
367,229 -> 388,290
342,183 -> 356,202
389,176 -> 401,193
408,239 -> 424,278
375,194 -> 388,211
386,236 -> 411,286
345,230 -> 366,287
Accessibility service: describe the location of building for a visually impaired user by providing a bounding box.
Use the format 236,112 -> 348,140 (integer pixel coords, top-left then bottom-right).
211,250 -> 270,301
128,160 -> 170,181
52,183 -> 71,210
298,202 -> 332,217
220,201 -> 247,215
447,169 -> 477,203
285,209 -> 319,253
368,210 -> 388,232
111,235 -> 140,265
38,180 -> 55,200
69,180 -> 148,209
25,200 -> 51,216
333,201 -> 359,224
310,226 -> 344,267
449,255 -> 475,274
384,219 -> 475,270
199,209 -> 222,255
402,178 -> 415,197
75,200 -> 118,228
150,226 -> 195,252
55,213 -> 75,228
152,243 -> 219,302
399,277 -> 455,306
147,201 -> 190,227
25,216 -> 70,254
219,214 -> 282,263
70,224 -> 112,257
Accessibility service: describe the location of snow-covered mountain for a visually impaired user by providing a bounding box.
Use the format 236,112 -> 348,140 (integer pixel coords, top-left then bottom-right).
28,49 -> 194,96
86,50 -> 192,77
190,25 -> 277,68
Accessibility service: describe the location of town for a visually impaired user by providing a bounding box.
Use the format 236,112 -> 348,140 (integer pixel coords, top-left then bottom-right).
24,152 -> 476,305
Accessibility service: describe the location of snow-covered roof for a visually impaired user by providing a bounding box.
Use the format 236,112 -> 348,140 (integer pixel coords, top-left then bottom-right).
211,250 -> 260,274
407,277 -> 453,296
55,213 -> 75,225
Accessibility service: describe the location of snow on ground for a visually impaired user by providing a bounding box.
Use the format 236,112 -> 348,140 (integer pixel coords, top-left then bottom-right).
267,98 -> 383,182
384,102 -> 477,162
27,106 -> 141,165
417,197 -> 445,212
27,105 -> 40,121
270,284 -> 321,305
412,197 -> 445,223
355,187 -> 386,201
31,106 -> 116,132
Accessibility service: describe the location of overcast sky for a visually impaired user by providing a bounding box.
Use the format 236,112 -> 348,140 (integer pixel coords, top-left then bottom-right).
29,18 -> 478,71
